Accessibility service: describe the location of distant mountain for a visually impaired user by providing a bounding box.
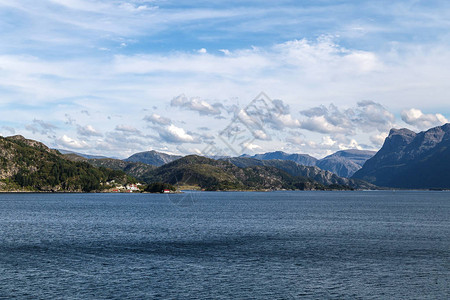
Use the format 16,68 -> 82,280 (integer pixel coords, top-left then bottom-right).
316,150 -> 376,178
63,154 -> 155,180
0,135 -> 129,192
245,150 -> 375,177
247,151 -> 318,166
223,157 -> 376,190
352,123 -> 450,189
125,150 -> 182,167
140,155 -> 351,191
57,149 -> 109,159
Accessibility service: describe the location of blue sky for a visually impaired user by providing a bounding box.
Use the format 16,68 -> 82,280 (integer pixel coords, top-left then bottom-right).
0,0 -> 449,158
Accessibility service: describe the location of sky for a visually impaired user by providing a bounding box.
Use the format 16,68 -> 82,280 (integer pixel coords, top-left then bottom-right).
0,0 -> 449,159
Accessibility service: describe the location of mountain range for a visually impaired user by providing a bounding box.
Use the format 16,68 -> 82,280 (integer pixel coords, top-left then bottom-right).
222,157 -> 375,189
63,146 -> 375,178
316,150 -> 377,178
352,123 -> 450,189
2,123 -> 449,192
120,149 -> 375,178
138,155 -> 352,191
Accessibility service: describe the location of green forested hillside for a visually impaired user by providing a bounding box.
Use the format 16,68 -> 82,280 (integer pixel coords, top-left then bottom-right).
0,135 -> 129,192
64,154 -> 155,180
140,155 -> 340,191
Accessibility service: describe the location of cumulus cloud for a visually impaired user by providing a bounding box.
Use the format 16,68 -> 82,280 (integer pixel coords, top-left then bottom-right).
299,101 -> 394,138
143,113 -> 171,125
242,142 -> 262,152
370,132 -> 389,146
252,129 -> 270,141
115,124 -> 141,134
77,125 -> 102,137
286,134 -> 364,158
25,119 -> 58,135
159,124 -> 198,144
299,115 -> 348,134
57,135 -> 88,150
355,101 -> 395,132
171,94 -> 222,116
237,97 -> 300,133
401,108 -> 448,130
299,104 -> 354,134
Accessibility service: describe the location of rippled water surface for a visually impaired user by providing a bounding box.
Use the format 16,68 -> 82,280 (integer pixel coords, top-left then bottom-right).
0,191 -> 449,299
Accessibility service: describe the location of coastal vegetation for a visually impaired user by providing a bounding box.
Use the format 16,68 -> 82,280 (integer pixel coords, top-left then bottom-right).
0,135 -> 130,192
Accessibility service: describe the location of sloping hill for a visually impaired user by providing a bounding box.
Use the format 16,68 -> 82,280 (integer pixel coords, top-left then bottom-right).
352,123 -> 450,189
64,154 -> 155,180
316,150 -> 376,177
57,149 -> 108,159
125,150 -> 182,166
223,157 -> 376,189
141,155 -> 330,191
0,135 -> 129,192
245,149 -> 375,177
247,151 -> 318,166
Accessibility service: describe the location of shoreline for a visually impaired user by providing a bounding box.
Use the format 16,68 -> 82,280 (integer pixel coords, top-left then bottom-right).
0,188 -> 448,194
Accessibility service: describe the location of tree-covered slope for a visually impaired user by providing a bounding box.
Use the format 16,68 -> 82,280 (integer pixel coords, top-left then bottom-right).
0,135 -> 129,192
223,157 -> 376,189
64,154 -> 155,180
141,155 -> 346,191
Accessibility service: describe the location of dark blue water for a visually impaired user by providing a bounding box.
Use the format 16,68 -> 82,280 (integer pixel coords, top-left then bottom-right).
0,191 -> 448,299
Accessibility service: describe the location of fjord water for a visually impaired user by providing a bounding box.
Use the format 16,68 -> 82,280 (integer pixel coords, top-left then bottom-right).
0,192 -> 448,299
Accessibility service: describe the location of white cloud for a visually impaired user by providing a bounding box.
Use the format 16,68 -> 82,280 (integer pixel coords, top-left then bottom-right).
115,124 -> 141,134
253,129 -> 270,141
401,108 -> 448,130
159,124 -> 197,144
143,113 -> 171,125
300,115 -> 347,134
299,101 -> 394,141
77,124 -> 102,137
171,94 -> 222,116
370,132 -> 389,146
0,27 -> 449,157
25,119 -> 58,135
242,142 -> 262,152
57,135 -> 88,150
339,139 -> 362,150
355,101 -> 395,132
322,136 -> 337,147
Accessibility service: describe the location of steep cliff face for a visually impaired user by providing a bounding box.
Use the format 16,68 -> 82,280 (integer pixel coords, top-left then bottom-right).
352,123 -> 450,189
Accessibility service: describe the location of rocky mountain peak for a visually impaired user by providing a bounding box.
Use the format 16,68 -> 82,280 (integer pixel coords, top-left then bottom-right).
6,135 -> 54,153
353,123 -> 450,188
